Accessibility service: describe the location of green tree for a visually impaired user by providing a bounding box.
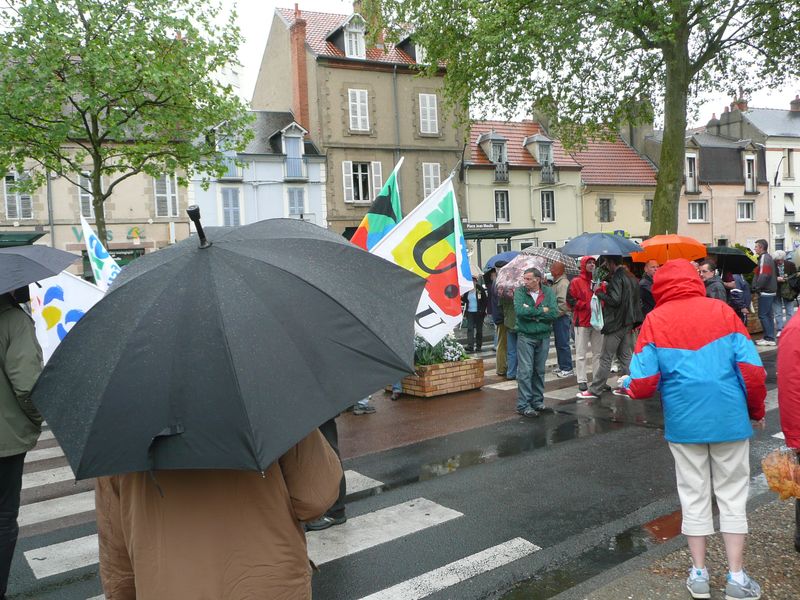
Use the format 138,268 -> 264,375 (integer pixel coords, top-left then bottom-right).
366,0 -> 800,236
0,0 -> 253,244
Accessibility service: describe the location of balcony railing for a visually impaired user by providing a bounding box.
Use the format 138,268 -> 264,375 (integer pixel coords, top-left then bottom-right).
494,162 -> 509,183
540,164 -> 557,184
285,157 -> 308,181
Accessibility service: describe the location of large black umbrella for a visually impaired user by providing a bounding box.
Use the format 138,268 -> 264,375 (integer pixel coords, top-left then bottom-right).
561,233 -> 643,257
32,215 -> 425,480
707,246 -> 757,274
0,245 -> 79,295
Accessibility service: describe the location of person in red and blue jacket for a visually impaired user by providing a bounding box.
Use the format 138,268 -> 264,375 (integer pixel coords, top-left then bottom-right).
776,311 -> 800,553
623,259 -> 766,600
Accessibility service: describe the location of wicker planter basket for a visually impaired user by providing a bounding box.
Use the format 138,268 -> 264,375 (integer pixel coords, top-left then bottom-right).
393,358 -> 484,398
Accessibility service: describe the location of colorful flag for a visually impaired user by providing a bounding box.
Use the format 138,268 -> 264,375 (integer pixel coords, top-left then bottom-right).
351,157 -> 404,251
81,215 -> 121,291
371,176 -> 473,345
29,272 -> 104,364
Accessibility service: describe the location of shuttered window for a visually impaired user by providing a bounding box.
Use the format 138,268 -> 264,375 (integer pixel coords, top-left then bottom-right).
154,174 -> 179,217
4,173 -> 32,220
222,188 -> 241,226
422,163 -> 440,197
348,89 -> 369,131
419,94 -> 438,134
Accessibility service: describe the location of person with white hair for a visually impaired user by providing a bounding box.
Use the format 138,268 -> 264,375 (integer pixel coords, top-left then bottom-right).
773,249 -> 798,336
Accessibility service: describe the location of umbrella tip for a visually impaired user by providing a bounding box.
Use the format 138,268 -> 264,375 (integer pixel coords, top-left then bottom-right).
186,205 -> 212,249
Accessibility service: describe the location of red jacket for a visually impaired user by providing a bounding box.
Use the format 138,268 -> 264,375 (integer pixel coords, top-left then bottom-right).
777,315 -> 800,449
567,256 -> 595,328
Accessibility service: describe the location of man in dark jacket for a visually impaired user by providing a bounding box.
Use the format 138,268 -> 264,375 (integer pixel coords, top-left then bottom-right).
753,239 -> 777,345
699,259 -> 727,302
461,277 -> 488,352
773,250 -> 797,335
0,291 -> 43,598
639,259 -> 658,317
578,255 -> 642,399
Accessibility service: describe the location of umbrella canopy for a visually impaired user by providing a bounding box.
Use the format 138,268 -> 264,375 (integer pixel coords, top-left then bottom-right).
494,254 -> 548,298
706,246 -> 757,274
484,250 -> 520,270
561,233 -> 643,257
521,246 -> 580,275
630,234 -> 707,264
32,218 -> 425,480
0,245 -> 79,295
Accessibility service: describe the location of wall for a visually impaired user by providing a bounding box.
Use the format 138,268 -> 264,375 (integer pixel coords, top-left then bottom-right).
581,186 -> 654,239
677,183 -> 769,246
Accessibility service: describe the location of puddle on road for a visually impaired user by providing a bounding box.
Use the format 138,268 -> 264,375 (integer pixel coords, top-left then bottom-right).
499,510 -> 683,599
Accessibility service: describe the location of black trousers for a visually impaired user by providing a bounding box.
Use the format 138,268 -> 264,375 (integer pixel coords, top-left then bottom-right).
466,312 -> 484,350
318,418 -> 346,519
0,453 -> 25,598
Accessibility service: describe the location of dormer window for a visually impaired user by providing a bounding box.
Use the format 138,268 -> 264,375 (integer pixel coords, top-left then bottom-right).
491,142 -> 506,163
744,154 -> 756,193
344,18 -> 366,59
415,44 -> 427,64
538,142 -> 553,166
281,123 -> 308,180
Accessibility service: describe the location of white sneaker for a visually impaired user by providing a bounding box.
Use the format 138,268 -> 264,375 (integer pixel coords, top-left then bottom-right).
555,369 -> 574,378
755,339 -> 776,346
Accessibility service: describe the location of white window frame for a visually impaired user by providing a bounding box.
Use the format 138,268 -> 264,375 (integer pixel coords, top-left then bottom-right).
685,154 -> 698,193
220,186 -> 242,227
154,174 -> 179,218
491,142 -> 506,164
541,190 -> 555,223
542,241 -> 557,249
687,200 -> 708,223
4,172 -> 33,220
342,161 -> 377,203
415,44 -> 427,64
78,172 -> 96,219
494,190 -> 510,223
744,155 -> 756,192
422,162 -> 440,198
538,143 -> 553,165
496,242 -> 510,254
644,198 -> 653,222
419,93 -> 439,134
348,89 -> 369,131
344,20 -> 366,59
736,199 -> 755,221
287,187 -> 305,217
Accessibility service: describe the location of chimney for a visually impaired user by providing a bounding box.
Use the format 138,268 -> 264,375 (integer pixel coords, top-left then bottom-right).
730,97 -> 748,112
290,4 -> 309,132
791,95 -> 800,112
706,112 -> 720,135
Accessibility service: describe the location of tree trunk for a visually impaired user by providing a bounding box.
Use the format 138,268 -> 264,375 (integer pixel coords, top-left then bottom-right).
650,33 -> 691,236
90,152 -> 108,246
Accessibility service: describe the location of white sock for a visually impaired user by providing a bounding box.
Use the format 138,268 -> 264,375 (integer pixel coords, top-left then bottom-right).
729,570 -> 747,585
691,566 -> 708,579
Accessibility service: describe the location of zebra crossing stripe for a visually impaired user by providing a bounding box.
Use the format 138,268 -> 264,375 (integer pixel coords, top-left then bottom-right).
359,537 -> 540,600
24,534 -> 99,579
345,470 -> 383,494
22,466 -> 75,490
484,380 -> 518,391
39,430 -> 55,441
18,491 -> 95,528
306,497 -> 462,565
24,446 -> 64,463
86,596 -> 104,600
773,431 -> 785,440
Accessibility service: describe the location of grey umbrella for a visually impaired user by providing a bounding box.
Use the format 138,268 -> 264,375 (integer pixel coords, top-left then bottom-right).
561,233 -> 643,257
0,245 -> 80,295
32,215 -> 425,479
521,246 -> 580,275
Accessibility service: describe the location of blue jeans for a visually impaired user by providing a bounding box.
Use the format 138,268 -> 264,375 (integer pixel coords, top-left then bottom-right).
506,330 -> 518,378
776,296 -> 796,332
758,293 -> 776,341
553,314 -> 573,371
516,334 -> 550,412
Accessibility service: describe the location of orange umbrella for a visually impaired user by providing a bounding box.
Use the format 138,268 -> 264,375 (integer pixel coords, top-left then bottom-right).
630,234 -> 707,264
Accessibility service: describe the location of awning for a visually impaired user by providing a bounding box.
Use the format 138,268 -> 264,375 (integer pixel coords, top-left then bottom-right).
464,227 -> 546,240
0,232 -> 46,247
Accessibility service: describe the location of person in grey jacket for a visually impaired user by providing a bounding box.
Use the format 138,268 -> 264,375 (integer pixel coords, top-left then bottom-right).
753,239 -> 778,345
0,290 -> 43,598
699,259 -> 727,302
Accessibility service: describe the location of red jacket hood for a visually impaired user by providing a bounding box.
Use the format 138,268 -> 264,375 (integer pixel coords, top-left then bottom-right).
652,259 -> 705,305
580,256 -> 595,281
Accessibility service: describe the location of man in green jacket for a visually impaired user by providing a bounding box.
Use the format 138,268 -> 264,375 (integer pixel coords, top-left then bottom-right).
0,291 -> 43,598
514,268 -> 558,417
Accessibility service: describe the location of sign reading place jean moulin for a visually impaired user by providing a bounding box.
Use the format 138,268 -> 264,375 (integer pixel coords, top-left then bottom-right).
464,222 -> 499,230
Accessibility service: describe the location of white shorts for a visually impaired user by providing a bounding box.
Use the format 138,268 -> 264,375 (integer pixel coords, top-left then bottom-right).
668,439 -> 750,536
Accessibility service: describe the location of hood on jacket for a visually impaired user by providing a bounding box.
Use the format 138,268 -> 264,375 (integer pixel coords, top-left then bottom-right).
579,256 -> 595,281
652,259 -> 705,305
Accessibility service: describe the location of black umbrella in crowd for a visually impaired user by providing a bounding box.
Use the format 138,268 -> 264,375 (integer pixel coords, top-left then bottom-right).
0,245 -> 79,295
706,246 -> 757,274
32,210 -> 425,480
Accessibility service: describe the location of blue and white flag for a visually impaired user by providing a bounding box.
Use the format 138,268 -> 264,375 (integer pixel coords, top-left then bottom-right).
80,215 -> 121,291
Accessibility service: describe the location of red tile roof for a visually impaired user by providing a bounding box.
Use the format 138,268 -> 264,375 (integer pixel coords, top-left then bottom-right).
570,136 -> 657,186
468,120 -> 581,168
276,8 -> 415,64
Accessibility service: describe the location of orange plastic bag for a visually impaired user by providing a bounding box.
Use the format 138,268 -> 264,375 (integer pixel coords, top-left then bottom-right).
762,448 -> 800,500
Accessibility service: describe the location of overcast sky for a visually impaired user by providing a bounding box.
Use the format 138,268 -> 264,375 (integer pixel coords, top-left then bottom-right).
224,0 -> 799,127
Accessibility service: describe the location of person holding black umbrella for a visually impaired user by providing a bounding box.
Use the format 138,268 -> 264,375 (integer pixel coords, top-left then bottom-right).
0,289 -> 43,599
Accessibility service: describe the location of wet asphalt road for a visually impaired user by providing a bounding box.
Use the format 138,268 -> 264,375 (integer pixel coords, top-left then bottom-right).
8,353 -> 783,600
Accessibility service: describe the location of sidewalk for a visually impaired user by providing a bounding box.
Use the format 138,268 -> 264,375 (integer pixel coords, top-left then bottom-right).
566,497 -> 799,600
